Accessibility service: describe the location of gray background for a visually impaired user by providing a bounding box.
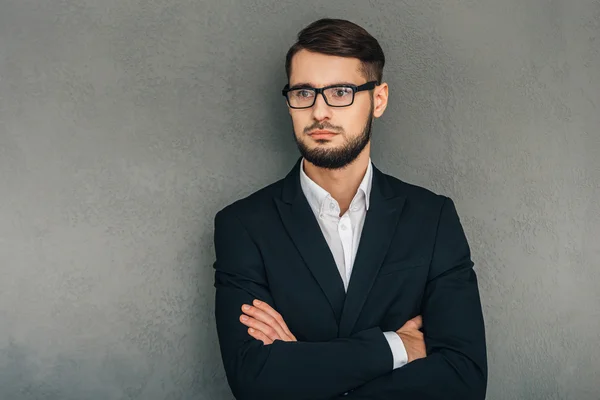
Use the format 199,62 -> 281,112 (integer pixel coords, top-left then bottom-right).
0,0 -> 598,399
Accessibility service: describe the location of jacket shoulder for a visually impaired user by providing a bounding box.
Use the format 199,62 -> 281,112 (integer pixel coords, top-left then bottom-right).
382,172 -> 451,215
214,177 -> 284,224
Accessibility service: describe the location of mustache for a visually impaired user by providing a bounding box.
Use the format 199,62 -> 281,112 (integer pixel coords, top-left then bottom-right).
304,122 -> 343,134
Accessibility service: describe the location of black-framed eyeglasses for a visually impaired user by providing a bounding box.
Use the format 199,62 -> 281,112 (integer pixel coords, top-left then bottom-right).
282,81 -> 378,109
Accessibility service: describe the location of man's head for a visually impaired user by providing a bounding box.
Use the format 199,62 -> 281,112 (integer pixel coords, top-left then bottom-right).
284,18 -> 389,169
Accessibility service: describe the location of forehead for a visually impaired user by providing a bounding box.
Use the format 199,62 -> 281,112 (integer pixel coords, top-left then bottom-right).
289,49 -> 364,87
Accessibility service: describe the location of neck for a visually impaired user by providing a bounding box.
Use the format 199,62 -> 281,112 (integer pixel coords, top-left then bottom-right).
302,146 -> 371,214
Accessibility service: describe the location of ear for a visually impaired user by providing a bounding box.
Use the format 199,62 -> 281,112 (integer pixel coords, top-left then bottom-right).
372,82 -> 389,118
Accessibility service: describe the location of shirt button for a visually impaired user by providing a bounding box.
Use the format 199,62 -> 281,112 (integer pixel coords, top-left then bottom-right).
329,203 -> 335,210
341,224 -> 347,231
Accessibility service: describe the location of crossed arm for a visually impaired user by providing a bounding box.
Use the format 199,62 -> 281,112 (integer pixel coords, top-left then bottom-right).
240,299 -> 426,362
213,197 -> 487,399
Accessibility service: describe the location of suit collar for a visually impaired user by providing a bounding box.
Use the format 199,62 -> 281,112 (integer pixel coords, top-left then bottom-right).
282,156 -> 395,205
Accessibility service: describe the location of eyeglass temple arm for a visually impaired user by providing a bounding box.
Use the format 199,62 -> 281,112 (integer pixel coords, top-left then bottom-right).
356,81 -> 378,91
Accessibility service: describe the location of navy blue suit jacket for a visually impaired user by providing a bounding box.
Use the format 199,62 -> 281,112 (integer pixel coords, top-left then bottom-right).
213,157 -> 487,399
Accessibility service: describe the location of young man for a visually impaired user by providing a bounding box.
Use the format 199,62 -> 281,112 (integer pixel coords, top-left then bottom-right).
213,18 -> 487,400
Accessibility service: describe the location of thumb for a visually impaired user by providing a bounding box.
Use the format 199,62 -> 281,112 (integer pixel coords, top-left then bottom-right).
402,315 -> 423,330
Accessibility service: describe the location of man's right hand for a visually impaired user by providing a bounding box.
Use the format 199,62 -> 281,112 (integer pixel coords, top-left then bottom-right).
396,315 -> 426,363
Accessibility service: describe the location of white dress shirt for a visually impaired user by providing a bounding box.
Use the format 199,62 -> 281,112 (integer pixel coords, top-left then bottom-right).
299,158 -> 408,370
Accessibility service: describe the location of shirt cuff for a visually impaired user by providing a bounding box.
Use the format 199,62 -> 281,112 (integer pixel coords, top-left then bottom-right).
382,331 -> 409,370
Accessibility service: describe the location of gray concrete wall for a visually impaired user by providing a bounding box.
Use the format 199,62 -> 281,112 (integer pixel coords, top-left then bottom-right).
0,0 -> 598,399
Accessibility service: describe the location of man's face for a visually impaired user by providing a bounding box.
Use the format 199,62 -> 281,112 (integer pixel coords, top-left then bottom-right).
287,49 -> 386,170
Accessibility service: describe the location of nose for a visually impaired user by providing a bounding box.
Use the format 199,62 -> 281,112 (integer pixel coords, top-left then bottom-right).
311,92 -> 333,121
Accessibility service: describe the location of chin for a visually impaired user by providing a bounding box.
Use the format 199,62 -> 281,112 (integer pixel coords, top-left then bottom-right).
312,137 -> 336,143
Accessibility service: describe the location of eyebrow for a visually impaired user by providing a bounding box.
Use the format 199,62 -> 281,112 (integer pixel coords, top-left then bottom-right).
288,82 -> 358,90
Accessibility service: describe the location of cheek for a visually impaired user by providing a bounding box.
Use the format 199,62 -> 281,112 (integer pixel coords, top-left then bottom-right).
351,110 -> 372,130
290,113 -> 308,133
335,112 -> 364,133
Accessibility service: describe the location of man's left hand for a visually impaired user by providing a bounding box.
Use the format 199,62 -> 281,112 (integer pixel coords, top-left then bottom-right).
240,299 -> 297,345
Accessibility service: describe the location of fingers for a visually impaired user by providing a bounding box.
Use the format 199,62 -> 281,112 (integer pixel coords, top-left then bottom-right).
240,313 -> 282,342
240,300 -> 296,342
252,300 -> 297,341
248,327 -> 273,345
241,303 -> 289,341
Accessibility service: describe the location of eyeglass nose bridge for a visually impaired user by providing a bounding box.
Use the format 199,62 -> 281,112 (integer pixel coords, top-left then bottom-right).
311,87 -> 331,107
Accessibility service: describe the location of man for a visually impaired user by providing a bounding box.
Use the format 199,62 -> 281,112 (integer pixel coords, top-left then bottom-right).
213,18 -> 487,400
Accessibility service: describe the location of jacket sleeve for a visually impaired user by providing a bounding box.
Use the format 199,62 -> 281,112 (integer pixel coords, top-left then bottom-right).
213,207 -> 393,400
334,197 -> 488,400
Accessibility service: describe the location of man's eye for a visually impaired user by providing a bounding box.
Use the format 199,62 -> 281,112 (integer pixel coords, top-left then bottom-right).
294,90 -> 313,98
332,88 -> 352,97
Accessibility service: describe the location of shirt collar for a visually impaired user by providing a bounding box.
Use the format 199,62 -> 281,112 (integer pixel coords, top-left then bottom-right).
299,157 -> 373,217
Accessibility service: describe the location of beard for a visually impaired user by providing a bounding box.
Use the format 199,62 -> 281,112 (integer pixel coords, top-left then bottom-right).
293,103 -> 374,170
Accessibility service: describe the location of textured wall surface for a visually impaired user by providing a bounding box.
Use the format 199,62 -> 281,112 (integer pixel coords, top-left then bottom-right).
0,0 -> 598,399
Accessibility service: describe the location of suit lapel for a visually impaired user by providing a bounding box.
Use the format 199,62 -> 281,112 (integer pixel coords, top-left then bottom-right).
338,164 -> 406,337
274,157 -> 346,324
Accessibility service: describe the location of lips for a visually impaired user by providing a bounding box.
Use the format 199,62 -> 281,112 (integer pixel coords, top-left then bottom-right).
309,130 -> 336,136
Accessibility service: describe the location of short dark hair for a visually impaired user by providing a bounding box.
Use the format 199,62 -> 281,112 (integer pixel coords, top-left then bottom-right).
285,18 -> 385,85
